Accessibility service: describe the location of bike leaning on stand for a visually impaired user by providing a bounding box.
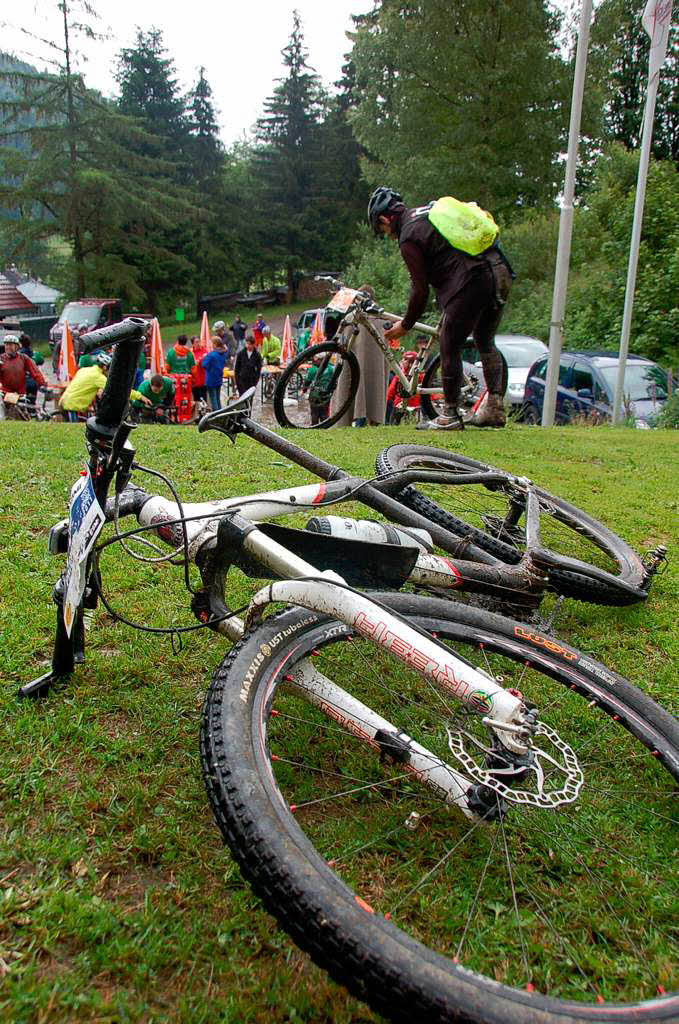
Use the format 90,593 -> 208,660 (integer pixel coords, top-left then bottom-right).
22,318 -> 679,1024
273,277 -> 507,429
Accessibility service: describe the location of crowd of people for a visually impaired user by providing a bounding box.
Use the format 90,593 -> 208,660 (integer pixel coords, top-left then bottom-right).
3,183 -> 512,430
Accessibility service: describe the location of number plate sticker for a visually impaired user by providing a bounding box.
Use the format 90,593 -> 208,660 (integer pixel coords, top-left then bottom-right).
327,288 -> 359,313
63,470 -> 105,636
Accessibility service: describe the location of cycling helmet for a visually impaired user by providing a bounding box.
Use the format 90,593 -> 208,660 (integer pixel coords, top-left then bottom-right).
367,186 -> 403,235
96,351 -> 112,368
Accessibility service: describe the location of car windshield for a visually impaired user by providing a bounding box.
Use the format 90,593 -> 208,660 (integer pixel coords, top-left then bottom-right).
496,340 -> 547,368
60,303 -> 101,326
598,363 -> 668,401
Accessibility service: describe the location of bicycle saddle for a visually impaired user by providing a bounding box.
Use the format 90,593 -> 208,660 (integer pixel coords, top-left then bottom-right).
198,387 -> 255,439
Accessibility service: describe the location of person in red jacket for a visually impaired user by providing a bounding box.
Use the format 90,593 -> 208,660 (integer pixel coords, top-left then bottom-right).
189,334 -> 208,418
0,335 -> 46,397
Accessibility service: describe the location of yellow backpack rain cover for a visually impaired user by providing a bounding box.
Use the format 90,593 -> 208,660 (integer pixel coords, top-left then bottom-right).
428,196 -> 499,256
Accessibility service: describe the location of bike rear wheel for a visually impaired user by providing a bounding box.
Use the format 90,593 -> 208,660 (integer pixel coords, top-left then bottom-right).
376,444 -> 650,604
419,352 -> 509,422
273,342 -> 360,429
201,594 -> 678,1024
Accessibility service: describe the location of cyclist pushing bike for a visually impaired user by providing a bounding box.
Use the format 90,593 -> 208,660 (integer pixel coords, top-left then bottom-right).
368,186 -> 514,431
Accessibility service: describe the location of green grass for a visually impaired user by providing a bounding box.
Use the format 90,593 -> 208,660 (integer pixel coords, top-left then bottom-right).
0,421 -> 677,1021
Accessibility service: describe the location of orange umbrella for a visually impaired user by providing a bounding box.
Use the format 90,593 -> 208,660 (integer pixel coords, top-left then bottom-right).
200,310 -> 212,352
149,318 -> 168,376
310,309 -> 325,346
281,314 -> 295,366
57,320 -> 77,383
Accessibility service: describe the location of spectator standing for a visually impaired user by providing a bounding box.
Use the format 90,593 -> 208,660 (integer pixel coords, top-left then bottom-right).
303,352 -> 334,425
260,326 -> 282,365
212,321 -> 236,366
296,326 -> 311,354
253,313 -> 266,349
234,334 -> 262,395
229,315 -> 248,353
166,334 -> 195,374
190,333 -> 208,412
0,335 -> 46,398
201,338 -> 229,410
385,350 -> 419,423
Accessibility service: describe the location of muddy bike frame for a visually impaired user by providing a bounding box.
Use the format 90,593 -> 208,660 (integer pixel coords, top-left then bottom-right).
20,319 -> 571,825
310,276 -> 475,418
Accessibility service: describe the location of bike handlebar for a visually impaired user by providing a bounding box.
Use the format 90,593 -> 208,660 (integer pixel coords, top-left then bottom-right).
84,317 -> 149,434
78,316 -> 148,355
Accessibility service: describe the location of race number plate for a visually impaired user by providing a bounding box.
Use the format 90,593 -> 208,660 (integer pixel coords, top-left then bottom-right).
63,470 -> 105,636
327,288 -> 359,313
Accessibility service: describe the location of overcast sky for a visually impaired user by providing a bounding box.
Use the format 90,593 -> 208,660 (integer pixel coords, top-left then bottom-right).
3,0 -> 377,145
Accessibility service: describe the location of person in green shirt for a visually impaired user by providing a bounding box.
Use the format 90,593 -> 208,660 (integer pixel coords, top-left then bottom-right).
166,334 -> 195,374
131,374 -> 176,422
303,354 -> 334,425
296,327 -> 311,354
260,326 -> 282,365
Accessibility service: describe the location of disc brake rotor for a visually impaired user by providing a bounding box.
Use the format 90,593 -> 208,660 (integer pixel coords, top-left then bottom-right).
446,722 -> 584,808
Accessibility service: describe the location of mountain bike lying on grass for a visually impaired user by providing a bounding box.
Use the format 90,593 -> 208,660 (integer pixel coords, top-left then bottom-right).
22,318 -> 677,1024
273,277 -> 508,429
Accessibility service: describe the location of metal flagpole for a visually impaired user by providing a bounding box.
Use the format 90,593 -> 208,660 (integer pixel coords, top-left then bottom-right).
612,0 -> 674,424
542,0 -> 593,427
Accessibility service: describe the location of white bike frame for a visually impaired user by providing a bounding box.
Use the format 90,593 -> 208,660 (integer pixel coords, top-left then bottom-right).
134,484 -> 533,821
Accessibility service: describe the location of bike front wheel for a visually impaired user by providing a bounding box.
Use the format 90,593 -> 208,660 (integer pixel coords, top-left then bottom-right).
273,342 -> 360,429
376,444 -> 650,605
201,594 -> 678,1024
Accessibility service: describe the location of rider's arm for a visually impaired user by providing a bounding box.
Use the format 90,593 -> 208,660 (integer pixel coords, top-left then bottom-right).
400,240 -> 430,330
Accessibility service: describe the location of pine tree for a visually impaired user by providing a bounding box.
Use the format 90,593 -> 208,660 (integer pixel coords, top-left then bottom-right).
0,1 -> 194,302
116,29 -> 188,147
253,11 -> 328,293
187,67 -> 223,181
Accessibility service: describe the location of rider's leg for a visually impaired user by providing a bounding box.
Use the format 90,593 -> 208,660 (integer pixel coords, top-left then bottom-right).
422,279 -> 489,430
468,262 -> 513,428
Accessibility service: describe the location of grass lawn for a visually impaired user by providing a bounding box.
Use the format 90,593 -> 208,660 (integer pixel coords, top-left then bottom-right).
0,420 -> 677,1022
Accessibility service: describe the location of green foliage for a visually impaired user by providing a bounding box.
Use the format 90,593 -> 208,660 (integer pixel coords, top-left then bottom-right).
0,8 -> 200,308
252,12 -> 362,294
501,146 -> 679,365
654,392 -> 679,428
589,0 -> 679,163
348,0 -> 569,219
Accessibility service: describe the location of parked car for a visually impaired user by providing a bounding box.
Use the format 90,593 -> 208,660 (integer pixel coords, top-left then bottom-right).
462,334 -> 548,410
295,307 -> 343,341
523,350 -> 671,428
49,299 -> 123,351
